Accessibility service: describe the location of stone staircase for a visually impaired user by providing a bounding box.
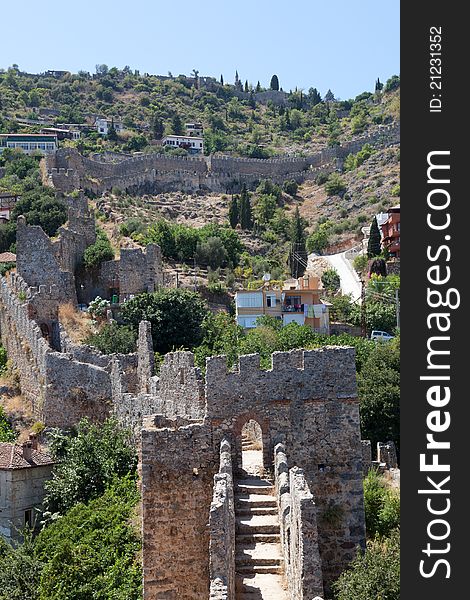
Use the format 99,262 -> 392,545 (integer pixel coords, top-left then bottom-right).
234,472 -> 288,599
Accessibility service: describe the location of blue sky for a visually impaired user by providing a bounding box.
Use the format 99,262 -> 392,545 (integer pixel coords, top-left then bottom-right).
2,0 -> 399,99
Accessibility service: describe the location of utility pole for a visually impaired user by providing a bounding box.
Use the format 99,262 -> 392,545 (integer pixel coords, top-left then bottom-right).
360,279 -> 367,337
395,288 -> 400,329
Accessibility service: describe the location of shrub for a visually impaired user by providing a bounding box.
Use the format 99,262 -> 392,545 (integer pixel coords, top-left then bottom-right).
35,478 -> 141,600
321,268 -> 340,292
0,405 -> 16,442
324,173 -> 347,196
120,289 -> 209,354
333,529 -> 400,600
282,179 -> 298,196
86,323 -> 137,354
44,418 -> 137,515
353,253 -> 369,275
83,230 -> 114,269
363,470 -> 400,537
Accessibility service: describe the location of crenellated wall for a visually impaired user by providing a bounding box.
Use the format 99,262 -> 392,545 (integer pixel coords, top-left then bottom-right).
134,346 -> 365,597
46,123 -> 399,195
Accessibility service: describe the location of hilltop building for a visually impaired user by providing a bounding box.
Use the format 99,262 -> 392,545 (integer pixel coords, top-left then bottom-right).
95,117 -> 123,136
0,134 -> 58,154
162,134 -> 204,154
235,275 -> 330,333
381,205 -> 400,258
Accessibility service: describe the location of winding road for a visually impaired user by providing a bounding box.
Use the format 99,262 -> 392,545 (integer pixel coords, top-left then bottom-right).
308,248 -> 363,303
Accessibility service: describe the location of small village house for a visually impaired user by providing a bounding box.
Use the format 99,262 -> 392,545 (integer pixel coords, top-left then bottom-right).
381,205 -> 400,258
235,274 -> 330,333
162,134 -> 204,154
0,437 -> 54,542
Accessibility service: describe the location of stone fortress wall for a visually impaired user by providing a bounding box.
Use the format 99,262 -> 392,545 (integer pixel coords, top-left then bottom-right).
123,339 -> 365,599
45,123 -> 400,195
0,193 -> 163,428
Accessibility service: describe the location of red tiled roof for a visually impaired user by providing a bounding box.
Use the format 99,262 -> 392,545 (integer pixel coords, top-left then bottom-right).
0,443 -> 54,470
0,252 -> 16,262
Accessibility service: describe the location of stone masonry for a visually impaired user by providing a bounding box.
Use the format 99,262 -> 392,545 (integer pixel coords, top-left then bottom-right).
122,345 -> 366,599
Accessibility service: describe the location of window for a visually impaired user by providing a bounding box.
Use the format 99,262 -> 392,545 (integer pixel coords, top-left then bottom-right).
236,292 -> 263,308
25,509 -> 33,528
266,294 -> 276,308
237,315 -> 262,328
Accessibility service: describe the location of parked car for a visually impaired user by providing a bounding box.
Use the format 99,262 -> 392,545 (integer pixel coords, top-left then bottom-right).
370,330 -> 394,342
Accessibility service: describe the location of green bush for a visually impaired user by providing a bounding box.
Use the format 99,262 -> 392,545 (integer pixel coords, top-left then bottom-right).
0,405 -> 16,442
35,477 -> 141,600
282,179 -> 298,196
83,230 -> 114,269
321,268 -> 340,292
44,418 -> 137,515
363,470 -> 400,537
333,529 -> 400,600
324,173 -> 347,196
86,323 -> 137,354
121,288 -> 209,354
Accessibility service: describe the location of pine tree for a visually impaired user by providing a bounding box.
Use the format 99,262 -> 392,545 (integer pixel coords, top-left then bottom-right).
220,74 -> 224,85
324,89 -> 335,103
151,113 -> 164,139
239,185 -> 252,230
228,195 -> 239,228
171,114 -> 184,135
375,77 -> 383,92
270,75 -> 280,91
256,81 -> 261,93
367,216 -> 382,258
244,80 -> 249,93
308,87 -> 322,105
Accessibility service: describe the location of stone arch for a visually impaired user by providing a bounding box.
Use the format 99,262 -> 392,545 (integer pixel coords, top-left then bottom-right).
231,411 -> 272,475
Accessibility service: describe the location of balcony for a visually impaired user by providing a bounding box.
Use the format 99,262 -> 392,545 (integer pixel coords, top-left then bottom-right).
282,303 -> 304,313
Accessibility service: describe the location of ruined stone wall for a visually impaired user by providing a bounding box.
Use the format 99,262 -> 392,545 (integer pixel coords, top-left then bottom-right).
119,244 -> 163,301
274,444 -> 324,599
132,346 -> 365,596
141,416 -> 218,600
209,439 -> 235,600
46,123 -> 399,196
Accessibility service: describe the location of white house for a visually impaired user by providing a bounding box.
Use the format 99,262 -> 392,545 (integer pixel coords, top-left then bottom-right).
0,134 -> 58,154
162,134 -> 204,154
95,118 -> 123,136
185,122 -> 204,137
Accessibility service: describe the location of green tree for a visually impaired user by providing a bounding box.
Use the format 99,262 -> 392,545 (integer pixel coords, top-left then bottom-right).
367,216 -> 382,258
0,529 -> 41,600
83,230 -> 114,269
195,236 -> 228,268
306,222 -> 332,254
357,337 -> 400,449
321,268 -> 340,293
171,113 -> 184,135
289,207 -> 306,246
282,179 -> 298,196
121,288 -> 209,353
107,118 -> 119,141
384,75 -> 400,92
36,478 -> 141,600
333,530 -> 400,600
375,77 -> 384,92
239,184 -> 253,230
44,418 -> 137,515
220,74 -> 224,85
0,405 -> 16,442
254,194 -> 277,226
86,323 -> 137,355
228,195 -> 239,228
12,190 -> 67,237
324,173 -> 347,196
270,75 -> 280,91
256,81 -> 261,92
151,113 -> 164,139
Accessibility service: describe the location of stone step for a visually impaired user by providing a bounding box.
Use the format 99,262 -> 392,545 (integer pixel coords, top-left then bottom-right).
235,495 -> 277,508
236,505 -> 278,516
235,480 -> 274,496
236,514 -> 280,535
236,564 -> 284,575
236,542 -> 283,565
235,573 -> 289,599
236,533 -> 281,544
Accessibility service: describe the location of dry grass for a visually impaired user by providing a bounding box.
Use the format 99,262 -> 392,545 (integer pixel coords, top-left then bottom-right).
58,302 -> 94,344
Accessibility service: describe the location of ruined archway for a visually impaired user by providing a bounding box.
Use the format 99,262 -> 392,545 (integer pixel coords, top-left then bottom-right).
241,419 -> 264,476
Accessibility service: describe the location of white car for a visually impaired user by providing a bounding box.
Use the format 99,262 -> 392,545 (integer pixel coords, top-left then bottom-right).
370,330 -> 394,342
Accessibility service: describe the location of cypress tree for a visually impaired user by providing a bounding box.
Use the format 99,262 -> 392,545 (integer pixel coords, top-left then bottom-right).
367,216 -> 382,258
171,114 -> 184,135
239,185 -> 252,230
220,74 -> 224,85
256,81 -> 261,92
228,195 -> 239,228
151,113 -> 164,139
244,80 -> 249,93
270,74 -> 280,91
